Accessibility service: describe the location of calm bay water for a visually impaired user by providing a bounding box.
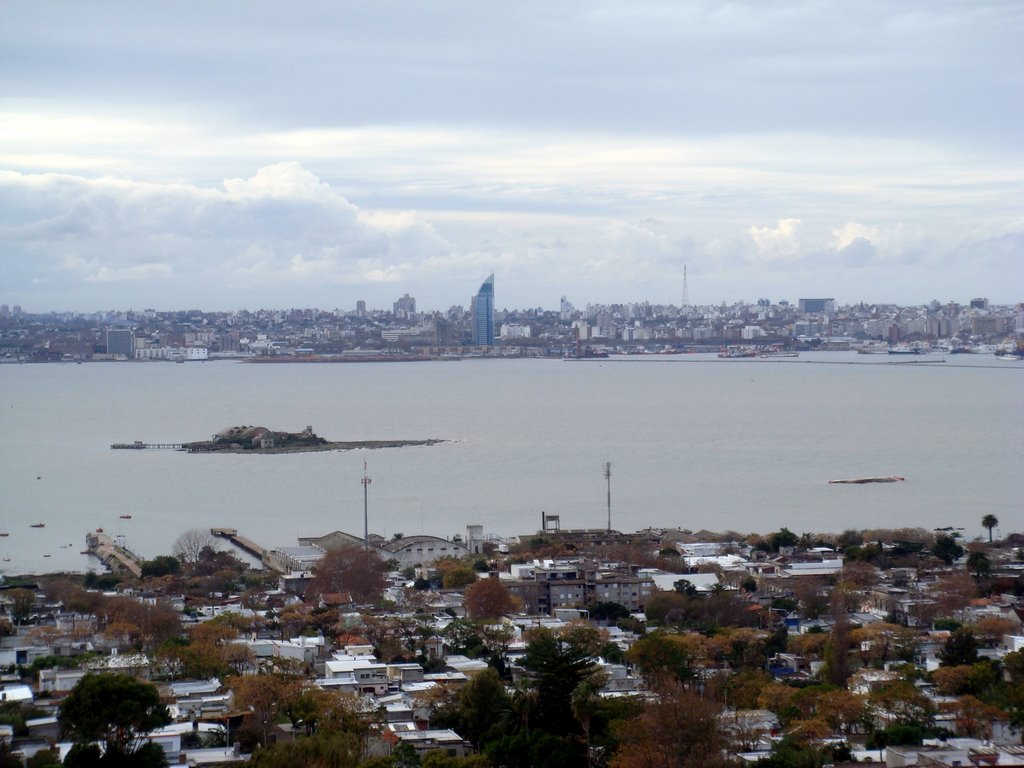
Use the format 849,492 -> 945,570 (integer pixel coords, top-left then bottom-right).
1,353 -> 1022,576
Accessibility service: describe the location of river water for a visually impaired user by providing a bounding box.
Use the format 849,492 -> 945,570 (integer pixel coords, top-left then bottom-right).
1,353 -> 1021,576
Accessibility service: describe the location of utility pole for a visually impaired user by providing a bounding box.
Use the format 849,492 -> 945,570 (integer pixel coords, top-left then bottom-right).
604,462 -> 612,533
361,460 -> 371,551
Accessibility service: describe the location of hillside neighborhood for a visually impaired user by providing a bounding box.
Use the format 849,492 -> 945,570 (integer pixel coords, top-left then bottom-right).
1,520 -> 1022,768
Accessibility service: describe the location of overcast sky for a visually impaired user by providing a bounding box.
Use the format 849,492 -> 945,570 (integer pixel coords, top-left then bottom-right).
2,1 -> 1022,312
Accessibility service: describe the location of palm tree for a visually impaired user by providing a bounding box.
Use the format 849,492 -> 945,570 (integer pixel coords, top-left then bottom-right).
571,679 -> 604,767
981,514 -> 999,543
508,685 -> 538,737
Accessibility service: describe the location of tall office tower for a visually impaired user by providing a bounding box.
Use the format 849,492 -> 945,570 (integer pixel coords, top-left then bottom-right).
105,328 -> 135,358
471,274 -> 495,346
682,265 -> 689,307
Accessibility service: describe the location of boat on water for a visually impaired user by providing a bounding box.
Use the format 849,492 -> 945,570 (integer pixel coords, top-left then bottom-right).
718,346 -> 757,358
0,532 -> 8,537
758,351 -> 799,358
829,476 -> 905,485
888,345 -> 921,355
30,523 -> 45,528
119,514 -> 133,519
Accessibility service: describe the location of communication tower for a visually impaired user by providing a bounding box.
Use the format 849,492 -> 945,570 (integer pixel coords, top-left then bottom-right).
604,462 -> 612,533
361,460 -> 371,551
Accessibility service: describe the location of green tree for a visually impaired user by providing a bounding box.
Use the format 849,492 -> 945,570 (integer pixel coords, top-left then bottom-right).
248,732 -> 364,768
768,528 -> 799,552
981,514 -> 998,543
521,627 -> 601,738
966,551 -> 990,579
421,754 -> 491,768
940,628 -> 979,667
25,747 -> 62,768
59,673 -> 171,761
140,555 -> 181,578
456,667 -> 511,747
591,602 -> 630,622
392,742 -> 421,768
932,535 -> 964,565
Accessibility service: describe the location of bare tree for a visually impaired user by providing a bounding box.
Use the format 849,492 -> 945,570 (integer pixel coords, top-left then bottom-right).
173,528 -> 216,564
307,545 -> 387,605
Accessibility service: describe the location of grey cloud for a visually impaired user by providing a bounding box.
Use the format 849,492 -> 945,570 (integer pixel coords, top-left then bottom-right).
2,1 -> 1021,145
837,236 -> 877,265
0,165 -> 452,308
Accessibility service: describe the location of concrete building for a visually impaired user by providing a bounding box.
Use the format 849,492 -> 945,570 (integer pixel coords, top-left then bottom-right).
503,560 -> 655,615
105,328 -> 135,358
380,535 -> 470,568
797,298 -> 835,314
393,293 -> 416,319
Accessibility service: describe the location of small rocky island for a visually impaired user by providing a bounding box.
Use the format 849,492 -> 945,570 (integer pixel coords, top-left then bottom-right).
113,426 -> 443,454
188,425 -> 444,453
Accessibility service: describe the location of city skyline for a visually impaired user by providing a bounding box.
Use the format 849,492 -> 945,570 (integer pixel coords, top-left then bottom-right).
1,2 -> 1022,311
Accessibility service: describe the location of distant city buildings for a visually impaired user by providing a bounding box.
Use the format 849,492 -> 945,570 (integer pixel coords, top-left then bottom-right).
470,273 -> 494,346
1,280 -> 1022,363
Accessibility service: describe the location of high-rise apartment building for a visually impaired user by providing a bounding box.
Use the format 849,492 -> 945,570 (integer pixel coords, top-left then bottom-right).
471,274 -> 494,346
393,293 -> 416,319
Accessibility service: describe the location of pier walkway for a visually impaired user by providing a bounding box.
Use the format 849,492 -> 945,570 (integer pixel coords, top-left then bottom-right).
211,528 -> 284,572
111,442 -> 184,450
85,530 -> 143,577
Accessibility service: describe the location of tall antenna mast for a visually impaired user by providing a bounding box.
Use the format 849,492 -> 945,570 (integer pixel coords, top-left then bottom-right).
361,460 -> 371,551
681,265 -> 689,308
604,462 -> 612,533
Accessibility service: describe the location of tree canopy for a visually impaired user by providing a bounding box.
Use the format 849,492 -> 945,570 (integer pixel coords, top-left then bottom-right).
59,673 -> 170,760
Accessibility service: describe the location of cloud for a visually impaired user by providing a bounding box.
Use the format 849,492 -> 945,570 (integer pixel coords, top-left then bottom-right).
836,237 -> 877,265
750,218 -> 802,257
85,263 -> 173,282
1,161 -> 1021,310
0,164 -> 455,306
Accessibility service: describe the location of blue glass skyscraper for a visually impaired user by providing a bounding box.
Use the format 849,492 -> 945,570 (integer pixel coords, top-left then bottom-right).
471,273 -> 494,346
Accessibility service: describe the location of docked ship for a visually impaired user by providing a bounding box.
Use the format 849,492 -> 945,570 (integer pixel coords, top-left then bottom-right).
829,476 -> 905,484
758,348 -> 799,358
718,346 -> 757,358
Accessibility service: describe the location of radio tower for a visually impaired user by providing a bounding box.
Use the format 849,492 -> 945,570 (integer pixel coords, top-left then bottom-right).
361,460 -> 371,551
681,265 -> 689,308
604,462 -> 612,533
